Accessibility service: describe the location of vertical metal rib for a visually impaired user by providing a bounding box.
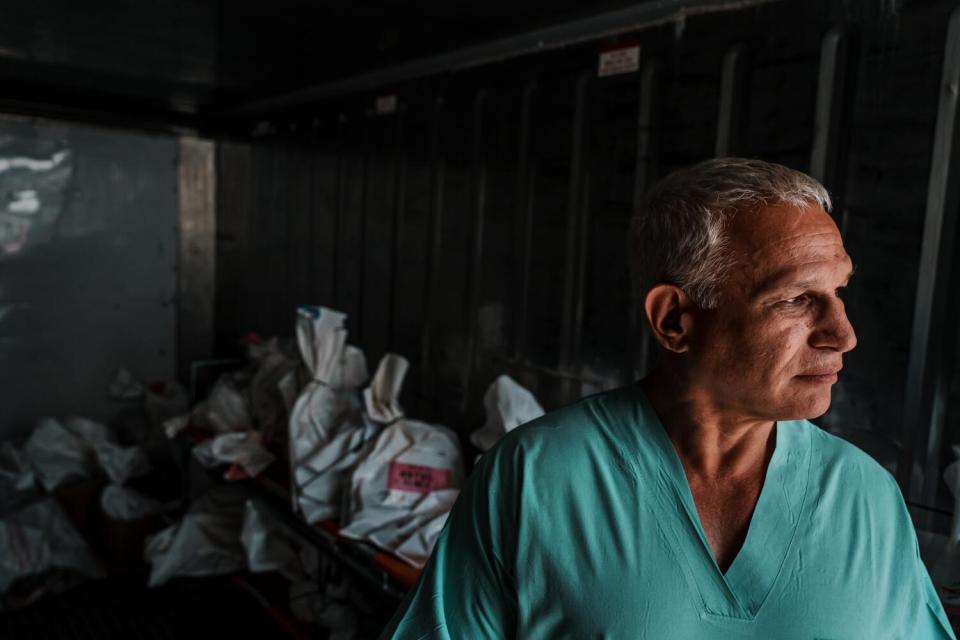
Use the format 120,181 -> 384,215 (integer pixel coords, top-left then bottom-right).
177,137 -> 216,382
462,89 -> 489,411
388,107 -> 407,351
569,171 -> 591,370
898,8 -> 960,503
559,72 -> 591,398
355,117 -> 370,342
715,43 -> 748,157
332,113 -> 346,308
628,60 -> 662,382
513,81 -> 537,361
420,96 -> 445,411
810,28 -> 843,183
633,60 -> 661,206
307,123 -> 320,302
810,25 -> 859,226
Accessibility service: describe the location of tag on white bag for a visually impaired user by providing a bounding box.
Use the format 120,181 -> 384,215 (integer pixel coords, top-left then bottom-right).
387,461 -> 452,494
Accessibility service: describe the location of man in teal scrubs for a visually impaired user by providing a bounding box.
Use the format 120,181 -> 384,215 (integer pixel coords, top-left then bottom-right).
382,158 -> 955,638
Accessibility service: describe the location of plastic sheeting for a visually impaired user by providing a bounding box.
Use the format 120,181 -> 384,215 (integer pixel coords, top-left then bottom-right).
19,417 -> 148,492
144,487 -> 246,587
191,431 -> 275,478
0,497 -> 105,594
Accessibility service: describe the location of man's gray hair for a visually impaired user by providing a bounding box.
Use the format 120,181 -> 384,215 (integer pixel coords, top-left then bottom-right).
629,157 -> 832,309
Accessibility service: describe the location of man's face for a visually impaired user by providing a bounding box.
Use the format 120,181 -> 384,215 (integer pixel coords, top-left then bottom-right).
688,201 -> 856,420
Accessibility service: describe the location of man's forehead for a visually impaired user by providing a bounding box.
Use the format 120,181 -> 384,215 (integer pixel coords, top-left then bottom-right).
728,201 -> 842,252
724,201 -> 851,290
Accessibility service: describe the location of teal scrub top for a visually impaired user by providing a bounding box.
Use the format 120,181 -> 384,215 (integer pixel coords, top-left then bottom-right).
381,384 -> 955,639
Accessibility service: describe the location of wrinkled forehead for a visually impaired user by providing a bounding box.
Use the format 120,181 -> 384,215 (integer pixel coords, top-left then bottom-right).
724,201 -> 850,290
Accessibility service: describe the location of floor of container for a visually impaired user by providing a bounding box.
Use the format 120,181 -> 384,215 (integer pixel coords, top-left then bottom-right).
0,575 -> 292,640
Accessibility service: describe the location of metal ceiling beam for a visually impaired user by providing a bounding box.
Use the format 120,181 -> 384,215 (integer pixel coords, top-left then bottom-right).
231,0 -> 783,116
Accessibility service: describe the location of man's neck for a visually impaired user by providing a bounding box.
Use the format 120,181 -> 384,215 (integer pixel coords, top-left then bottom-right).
641,372 -> 776,481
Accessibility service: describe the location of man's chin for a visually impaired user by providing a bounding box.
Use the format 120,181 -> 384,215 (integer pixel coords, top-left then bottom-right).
777,392 -> 833,421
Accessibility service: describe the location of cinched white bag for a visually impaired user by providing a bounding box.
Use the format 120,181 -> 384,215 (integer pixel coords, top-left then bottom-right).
144,487 -> 246,587
470,374 -> 544,452
303,352 -> 410,525
288,306 -> 368,523
340,353 -> 464,567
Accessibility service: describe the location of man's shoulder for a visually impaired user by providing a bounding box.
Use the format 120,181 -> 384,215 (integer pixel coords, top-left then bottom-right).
489,384 -> 642,462
803,420 -> 901,498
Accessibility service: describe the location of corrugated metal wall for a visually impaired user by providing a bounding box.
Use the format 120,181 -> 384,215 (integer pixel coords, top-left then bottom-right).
214,0 -> 960,512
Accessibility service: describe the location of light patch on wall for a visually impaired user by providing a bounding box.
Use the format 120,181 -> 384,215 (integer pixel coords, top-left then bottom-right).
0,148 -> 73,257
8,190 -> 40,214
0,150 -> 68,174
0,302 -> 17,324
0,214 -> 31,254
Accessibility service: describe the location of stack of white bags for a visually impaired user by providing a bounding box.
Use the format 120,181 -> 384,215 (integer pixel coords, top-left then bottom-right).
288,311 -> 546,569
155,303 -> 547,575
164,337 -> 299,479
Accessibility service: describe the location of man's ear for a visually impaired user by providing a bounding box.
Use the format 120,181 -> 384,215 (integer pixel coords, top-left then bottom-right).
644,284 -> 697,353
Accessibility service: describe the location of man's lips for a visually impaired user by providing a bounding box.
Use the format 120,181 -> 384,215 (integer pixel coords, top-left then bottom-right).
796,367 -> 842,383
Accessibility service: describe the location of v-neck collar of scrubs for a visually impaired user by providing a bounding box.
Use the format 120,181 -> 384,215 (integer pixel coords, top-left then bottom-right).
631,386 -> 813,621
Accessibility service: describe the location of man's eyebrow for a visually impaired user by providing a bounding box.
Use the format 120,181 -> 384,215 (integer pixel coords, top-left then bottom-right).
750,264 -> 856,297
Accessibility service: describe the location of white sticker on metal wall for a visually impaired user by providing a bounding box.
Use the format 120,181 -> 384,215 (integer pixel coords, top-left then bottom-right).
376,94 -> 398,115
598,45 -> 640,77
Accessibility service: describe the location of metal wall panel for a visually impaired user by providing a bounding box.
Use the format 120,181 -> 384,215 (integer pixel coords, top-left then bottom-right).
214,141 -> 252,354
284,143 -> 315,314
309,143 -> 339,308
213,0 -> 960,514
0,117 -> 177,439
335,118 -> 368,339
389,97 -> 435,416
521,75 -> 579,407
581,69 -> 641,394
466,86 -> 527,421
360,114 -> 401,369
428,91 -> 475,423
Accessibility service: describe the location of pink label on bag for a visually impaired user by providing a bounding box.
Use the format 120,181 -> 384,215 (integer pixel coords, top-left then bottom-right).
387,461 -> 451,494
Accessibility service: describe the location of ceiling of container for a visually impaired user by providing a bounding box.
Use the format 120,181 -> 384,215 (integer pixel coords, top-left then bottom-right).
0,0 -> 646,127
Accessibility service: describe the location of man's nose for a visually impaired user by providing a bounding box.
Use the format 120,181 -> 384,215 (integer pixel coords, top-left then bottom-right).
810,297 -> 857,353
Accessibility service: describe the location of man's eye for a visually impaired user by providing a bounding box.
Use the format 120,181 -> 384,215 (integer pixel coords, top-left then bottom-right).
779,295 -> 808,307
